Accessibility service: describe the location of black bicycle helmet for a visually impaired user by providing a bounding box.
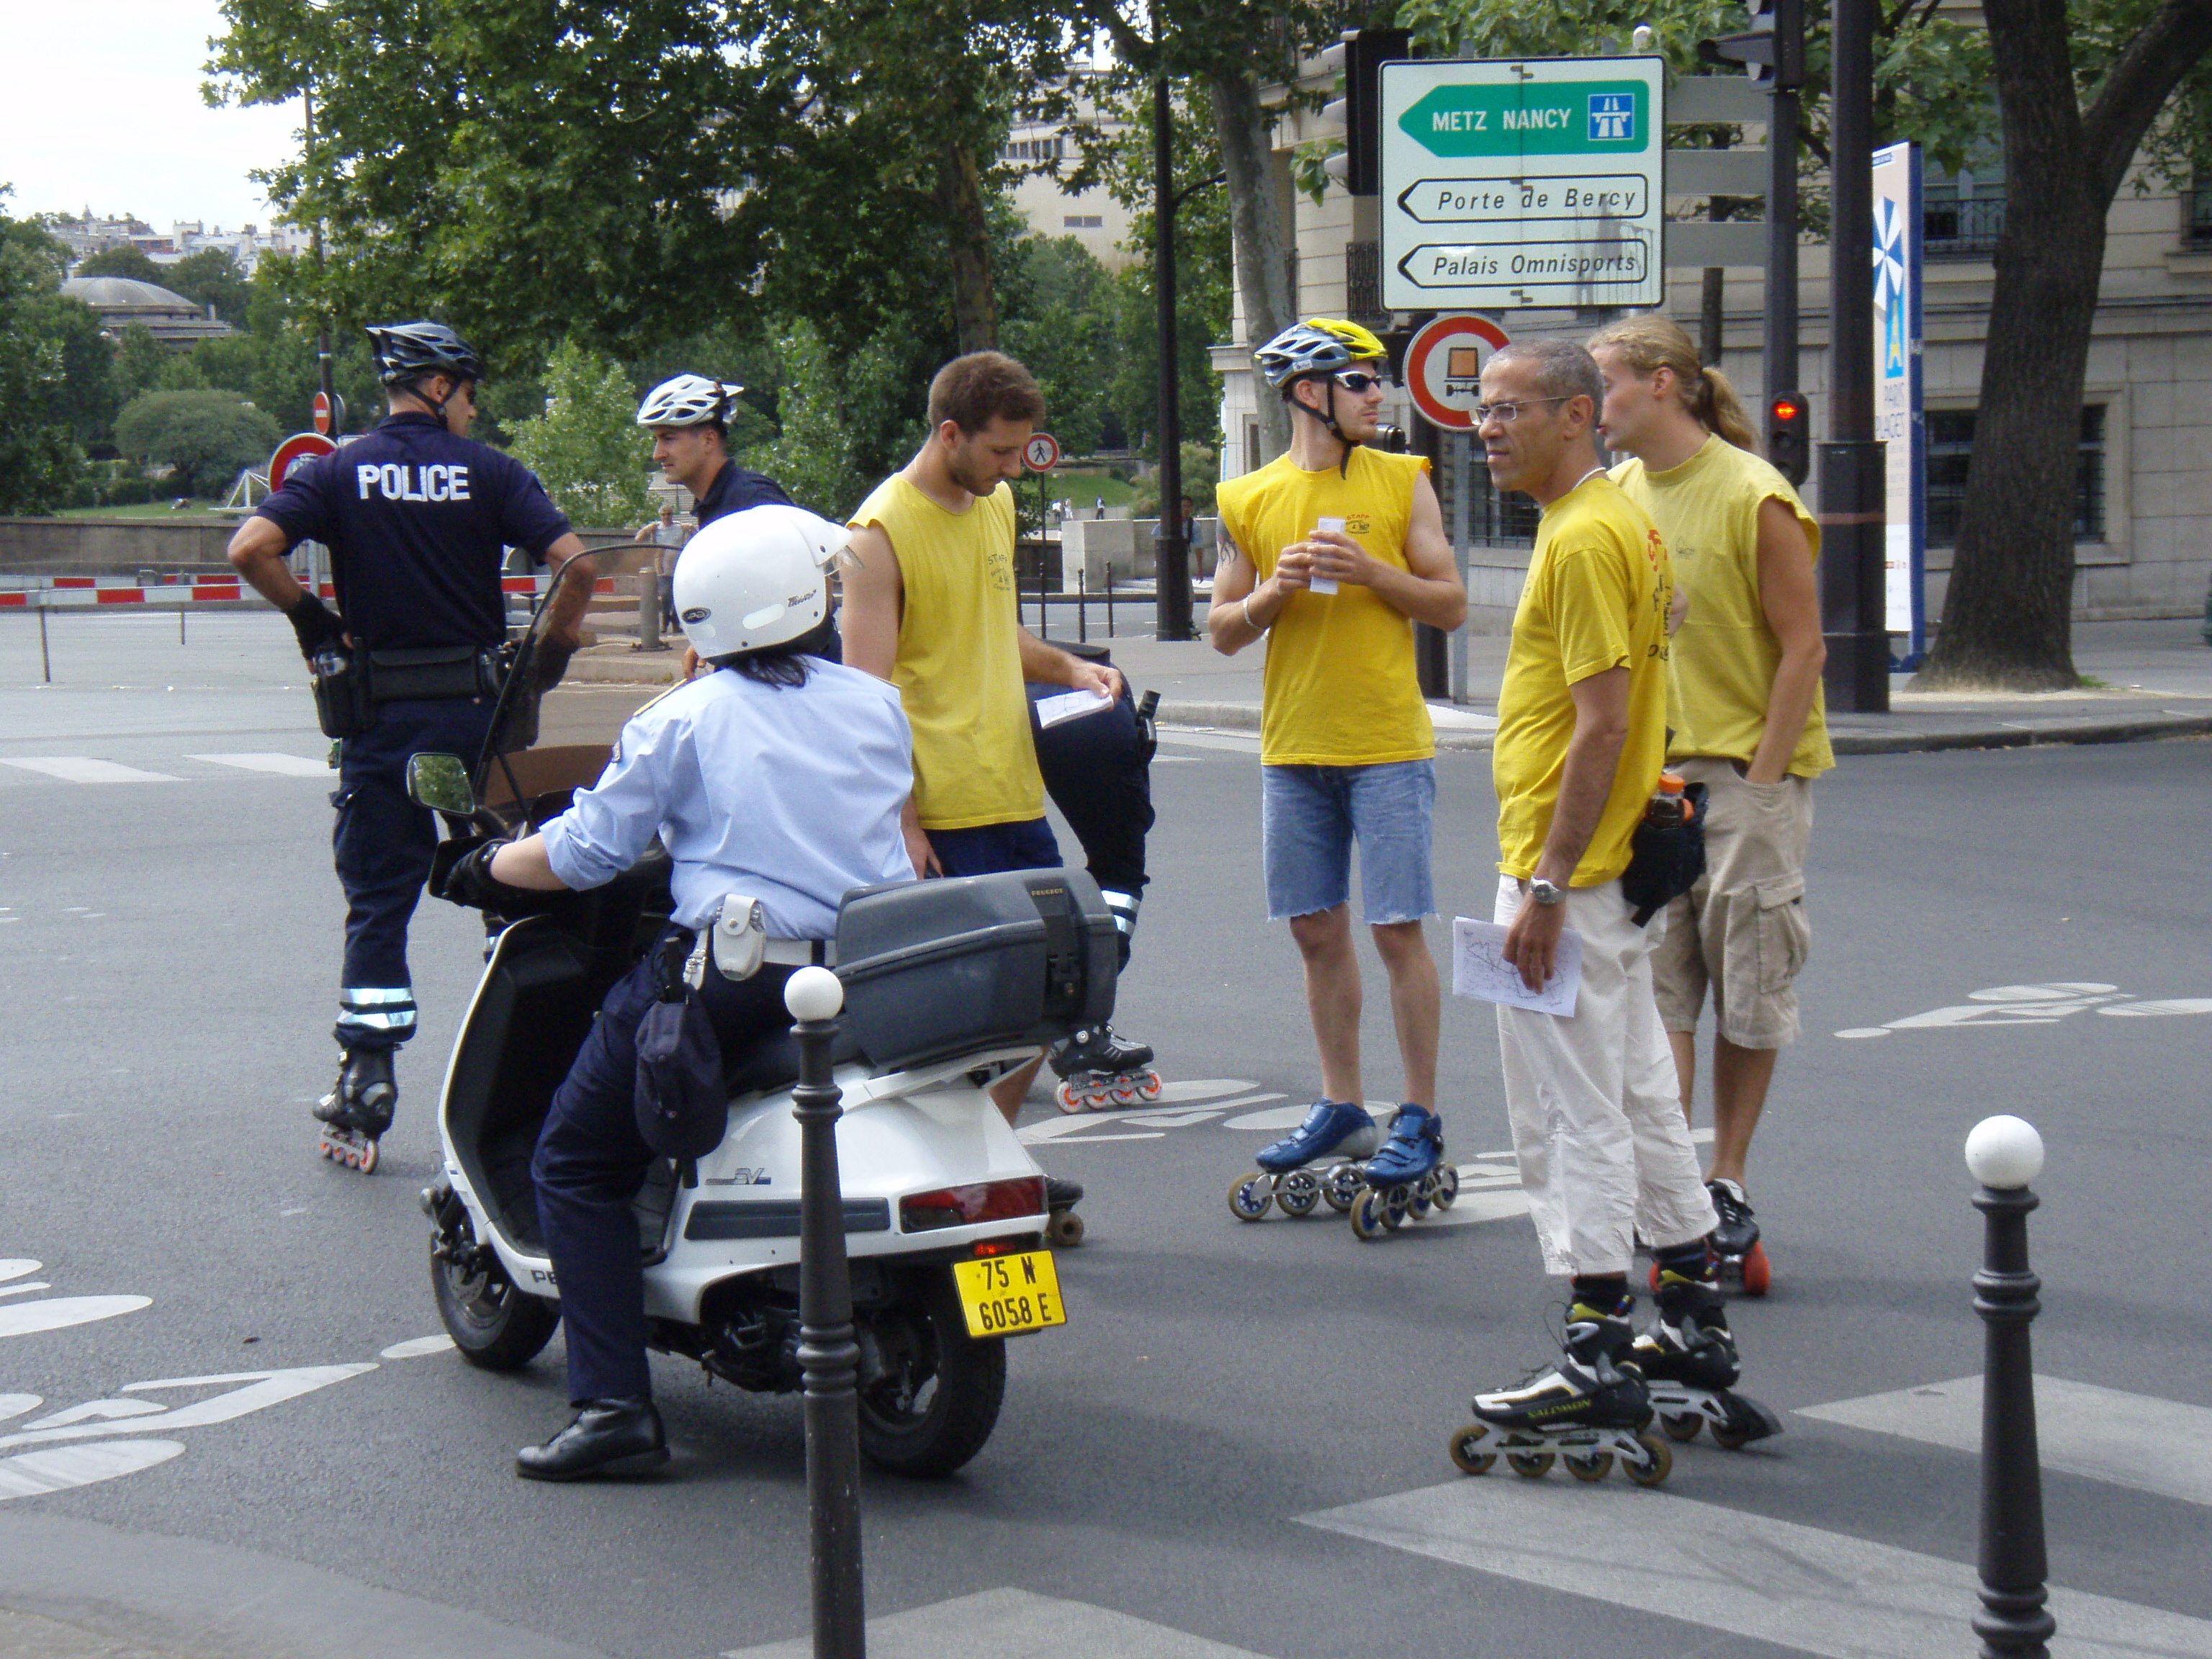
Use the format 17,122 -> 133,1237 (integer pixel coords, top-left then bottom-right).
367,322 -> 485,387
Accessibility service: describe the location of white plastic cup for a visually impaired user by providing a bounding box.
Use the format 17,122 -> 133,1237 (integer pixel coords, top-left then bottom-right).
1308,517 -> 1344,595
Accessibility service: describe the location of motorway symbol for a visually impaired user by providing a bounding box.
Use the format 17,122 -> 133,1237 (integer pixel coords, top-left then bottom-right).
1403,315 -> 1511,432
1022,433 -> 1061,472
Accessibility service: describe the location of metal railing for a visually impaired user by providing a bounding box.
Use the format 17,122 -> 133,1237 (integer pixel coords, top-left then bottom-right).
1925,194 -> 2006,260
1346,239 -> 1385,324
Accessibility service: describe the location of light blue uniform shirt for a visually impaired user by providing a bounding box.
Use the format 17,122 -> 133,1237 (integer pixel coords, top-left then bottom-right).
541,660 -> 916,937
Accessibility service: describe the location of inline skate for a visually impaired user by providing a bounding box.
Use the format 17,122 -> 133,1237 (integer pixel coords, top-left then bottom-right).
1349,1105 -> 1460,1239
315,1048 -> 395,1173
1704,1177 -> 1773,1295
1632,1265 -> 1781,1449
1045,1174 -> 1086,1248
1227,1100 -> 1380,1221
1449,1298 -> 1671,1485
1049,1023 -> 1164,1112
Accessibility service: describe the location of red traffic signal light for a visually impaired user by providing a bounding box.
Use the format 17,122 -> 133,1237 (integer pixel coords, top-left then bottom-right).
1768,391 -> 1809,485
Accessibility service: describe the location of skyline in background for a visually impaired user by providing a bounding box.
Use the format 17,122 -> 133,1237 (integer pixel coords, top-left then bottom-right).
6,0 -> 295,233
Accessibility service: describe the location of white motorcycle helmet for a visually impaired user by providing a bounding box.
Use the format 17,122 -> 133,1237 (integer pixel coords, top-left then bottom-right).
636,374 -> 737,428
672,504 -> 849,662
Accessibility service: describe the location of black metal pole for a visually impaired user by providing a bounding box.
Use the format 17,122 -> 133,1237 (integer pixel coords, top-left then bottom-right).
1973,1178 -> 2054,1655
304,89 -> 338,436
1765,84 -> 1799,430
788,971 -> 864,1659
1151,62 -> 1192,642
1819,0 -> 1889,711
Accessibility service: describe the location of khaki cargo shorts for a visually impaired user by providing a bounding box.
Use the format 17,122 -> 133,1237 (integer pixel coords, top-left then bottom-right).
1651,757 -> 1814,1049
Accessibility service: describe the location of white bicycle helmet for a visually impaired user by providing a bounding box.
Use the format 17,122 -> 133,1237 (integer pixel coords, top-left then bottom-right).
673,504 -> 848,661
636,374 -> 739,429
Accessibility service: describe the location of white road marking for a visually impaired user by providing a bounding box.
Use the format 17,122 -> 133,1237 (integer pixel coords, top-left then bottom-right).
1152,1078 -> 1259,1102
1969,981 -> 2118,1001
0,1261 -> 42,1281
719,1586 -> 1272,1658
0,1295 -> 151,1340
2100,999 -> 2212,1017
1118,1109 -> 1227,1128
21,1398 -> 167,1430
1799,1375 -> 2212,1509
186,752 -> 330,777
1427,1189 -> 1534,1226
0,757 -> 179,783
1301,1476 -> 2212,1658
1035,1131 -> 1167,1144
0,1440 -> 185,1502
1838,1028 -> 1892,1038
0,1396 -> 41,1424
379,1335 -> 457,1360
1153,729 -> 1264,755
0,1283 -> 52,1300
1223,1102 -> 1316,1133
0,1365 -> 376,1453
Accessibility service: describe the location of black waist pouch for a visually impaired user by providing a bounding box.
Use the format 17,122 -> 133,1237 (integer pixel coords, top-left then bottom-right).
1621,781 -> 1709,927
310,649 -> 369,739
367,645 -> 495,701
634,932 -> 729,1161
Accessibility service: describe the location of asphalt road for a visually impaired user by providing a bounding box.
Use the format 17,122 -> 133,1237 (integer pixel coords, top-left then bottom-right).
3,610 -> 2209,1659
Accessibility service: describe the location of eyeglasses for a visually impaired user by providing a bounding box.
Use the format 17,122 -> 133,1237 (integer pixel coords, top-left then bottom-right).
1332,371 -> 1393,393
1475,396 -> 1570,425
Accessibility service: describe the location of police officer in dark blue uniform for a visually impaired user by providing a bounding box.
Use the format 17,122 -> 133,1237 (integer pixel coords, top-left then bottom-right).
634,374 -> 794,531
227,322 -> 587,1150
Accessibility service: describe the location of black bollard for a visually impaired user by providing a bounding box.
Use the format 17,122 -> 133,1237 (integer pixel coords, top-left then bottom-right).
1966,1115 -> 2054,1659
786,968 -> 865,1659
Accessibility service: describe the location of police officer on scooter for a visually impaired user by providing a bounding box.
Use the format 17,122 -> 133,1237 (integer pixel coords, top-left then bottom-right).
227,321 -> 587,1151
439,505 -> 917,1479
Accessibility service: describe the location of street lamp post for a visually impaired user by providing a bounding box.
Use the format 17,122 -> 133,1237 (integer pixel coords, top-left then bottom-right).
1152,66 -> 1192,643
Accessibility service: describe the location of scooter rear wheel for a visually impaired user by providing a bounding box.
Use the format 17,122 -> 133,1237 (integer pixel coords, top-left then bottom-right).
856,1269 -> 1007,1479
431,1228 -> 559,1372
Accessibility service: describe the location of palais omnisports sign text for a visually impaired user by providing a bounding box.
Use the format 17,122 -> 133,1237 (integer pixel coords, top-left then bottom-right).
1379,57 -> 1665,310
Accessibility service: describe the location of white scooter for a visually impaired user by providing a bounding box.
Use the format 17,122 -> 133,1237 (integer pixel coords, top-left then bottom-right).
404,549 -> 1115,1477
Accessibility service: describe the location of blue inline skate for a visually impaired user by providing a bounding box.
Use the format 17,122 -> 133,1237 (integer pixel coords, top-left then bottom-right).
1350,1105 -> 1459,1239
1227,1100 -> 1380,1221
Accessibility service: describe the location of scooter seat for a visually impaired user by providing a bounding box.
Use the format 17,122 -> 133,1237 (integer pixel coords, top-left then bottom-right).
724,1025 -> 866,1098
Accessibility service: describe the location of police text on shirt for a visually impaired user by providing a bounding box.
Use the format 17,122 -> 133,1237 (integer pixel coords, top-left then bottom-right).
356,463 -> 472,503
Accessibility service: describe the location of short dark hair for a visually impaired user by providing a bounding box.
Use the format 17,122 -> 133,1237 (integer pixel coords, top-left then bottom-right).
714,612 -> 839,687
1487,338 -> 1604,415
928,351 -> 1046,433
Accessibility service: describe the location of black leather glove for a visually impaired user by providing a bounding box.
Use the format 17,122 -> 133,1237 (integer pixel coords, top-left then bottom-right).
287,593 -> 347,660
528,639 -> 576,692
436,838 -> 554,916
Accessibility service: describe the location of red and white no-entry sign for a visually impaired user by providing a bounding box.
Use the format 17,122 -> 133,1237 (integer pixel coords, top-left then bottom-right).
269,431 -> 337,491
1403,314 -> 1512,432
312,390 -> 334,435
1022,433 -> 1061,472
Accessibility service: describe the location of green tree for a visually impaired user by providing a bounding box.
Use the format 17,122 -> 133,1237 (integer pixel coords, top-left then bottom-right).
759,320 -> 927,519
1131,441 -> 1219,516
114,324 -> 168,405
0,199 -> 81,512
1000,235 -> 1119,457
112,390 -> 279,496
75,245 -> 168,284
505,341 -> 655,528
166,248 -> 253,326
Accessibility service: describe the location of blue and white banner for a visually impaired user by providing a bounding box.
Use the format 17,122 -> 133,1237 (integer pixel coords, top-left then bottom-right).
1871,141 -> 1925,651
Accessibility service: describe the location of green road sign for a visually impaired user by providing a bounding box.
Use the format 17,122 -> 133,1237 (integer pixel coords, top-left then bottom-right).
1398,81 -> 1647,158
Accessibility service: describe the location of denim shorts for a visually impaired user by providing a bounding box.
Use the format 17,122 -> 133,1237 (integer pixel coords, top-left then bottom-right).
1261,760 -> 1436,924
927,816 -> 1063,878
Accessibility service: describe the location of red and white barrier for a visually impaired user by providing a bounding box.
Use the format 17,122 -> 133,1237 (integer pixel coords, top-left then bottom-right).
1,570 -> 614,611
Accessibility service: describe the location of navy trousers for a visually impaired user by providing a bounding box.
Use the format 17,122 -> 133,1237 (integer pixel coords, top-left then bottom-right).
1029,681 -> 1155,961
329,696 -> 495,1051
531,943 -> 796,1405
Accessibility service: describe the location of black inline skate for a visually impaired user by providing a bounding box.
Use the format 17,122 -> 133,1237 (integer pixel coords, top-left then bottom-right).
315,1048 -> 395,1173
1048,1023 -> 1164,1112
1705,1177 -> 1773,1295
1450,1296 -> 1671,1485
1045,1174 -> 1086,1249
1632,1265 -> 1781,1450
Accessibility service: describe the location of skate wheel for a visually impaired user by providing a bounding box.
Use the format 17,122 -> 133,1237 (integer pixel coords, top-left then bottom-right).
1134,1070 -> 1164,1102
1226,1173 -> 1274,1223
1709,1419 -> 1752,1452
1382,1184 -> 1410,1229
1565,1450 -> 1612,1483
1740,1242 -> 1772,1297
1506,1451 -> 1554,1478
1047,1210 -> 1085,1249
1448,1425 -> 1496,1476
359,1139 -> 379,1176
1349,1190 -> 1389,1241
1322,1165 -> 1360,1213
1106,1079 -> 1144,1107
1648,1261 -> 1663,1294
1624,1431 -> 1673,1487
1055,1081 -> 1087,1114
1709,1397 -> 1780,1451
1431,1164 -> 1459,1211
1408,1174 -> 1436,1220
1277,1169 -> 1320,1218
1660,1411 -> 1704,1444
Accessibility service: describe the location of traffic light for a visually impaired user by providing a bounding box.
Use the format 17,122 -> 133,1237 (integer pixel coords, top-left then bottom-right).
1318,28 -> 1411,197
1768,390 -> 1809,484
1697,0 -> 1805,92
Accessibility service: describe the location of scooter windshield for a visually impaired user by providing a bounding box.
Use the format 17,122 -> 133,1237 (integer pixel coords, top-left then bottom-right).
474,540 -> 668,824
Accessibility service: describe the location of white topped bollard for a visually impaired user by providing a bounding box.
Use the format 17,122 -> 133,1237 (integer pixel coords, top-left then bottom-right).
784,964 -> 845,1023
1966,1114 -> 2053,1659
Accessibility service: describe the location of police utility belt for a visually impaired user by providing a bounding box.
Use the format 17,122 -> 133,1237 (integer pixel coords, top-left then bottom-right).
677,896 -> 836,988
311,644 -> 500,739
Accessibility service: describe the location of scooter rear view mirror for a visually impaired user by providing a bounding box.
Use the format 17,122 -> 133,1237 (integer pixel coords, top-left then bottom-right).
407,752 -> 477,817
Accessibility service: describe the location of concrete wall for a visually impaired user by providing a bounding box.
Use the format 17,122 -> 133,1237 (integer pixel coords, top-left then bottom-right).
1059,518 -> 1219,590
0,518 -> 239,577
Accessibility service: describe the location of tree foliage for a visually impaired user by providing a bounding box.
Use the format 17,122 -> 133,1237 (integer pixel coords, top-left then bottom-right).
504,341 -> 655,529
757,320 -> 925,520
166,248 -> 254,325
113,390 -> 280,496
0,199 -> 86,511
75,244 -> 168,284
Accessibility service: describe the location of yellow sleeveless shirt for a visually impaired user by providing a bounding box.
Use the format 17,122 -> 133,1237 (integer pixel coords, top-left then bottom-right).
850,472 -> 1044,830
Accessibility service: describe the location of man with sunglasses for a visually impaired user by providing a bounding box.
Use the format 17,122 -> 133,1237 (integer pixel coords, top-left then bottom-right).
1210,318 -> 1466,1192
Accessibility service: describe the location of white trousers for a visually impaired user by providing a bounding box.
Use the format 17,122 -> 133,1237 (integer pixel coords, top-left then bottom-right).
1493,874 -> 1719,1277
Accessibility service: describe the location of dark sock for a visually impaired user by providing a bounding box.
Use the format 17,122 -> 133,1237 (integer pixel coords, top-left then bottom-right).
1571,1274 -> 1632,1317
1652,1241 -> 1712,1282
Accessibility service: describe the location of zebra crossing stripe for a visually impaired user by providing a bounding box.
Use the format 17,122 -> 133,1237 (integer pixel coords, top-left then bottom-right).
0,758 -> 180,783
186,752 -> 331,777
718,1587 -> 1269,1659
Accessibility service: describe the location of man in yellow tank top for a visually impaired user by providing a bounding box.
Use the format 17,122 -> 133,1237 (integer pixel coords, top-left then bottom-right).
1467,339 -> 1739,1431
1593,316 -> 1830,1278
1210,320 -> 1466,1188
843,353 -> 1121,1181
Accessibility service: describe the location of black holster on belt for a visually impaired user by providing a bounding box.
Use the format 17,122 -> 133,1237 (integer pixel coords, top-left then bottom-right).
366,646 -> 499,702
1621,781 -> 1709,927
310,648 -> 369,739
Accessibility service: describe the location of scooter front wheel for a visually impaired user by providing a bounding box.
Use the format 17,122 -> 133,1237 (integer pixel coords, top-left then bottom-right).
431,1228 -> 559,1372
855,1269 -> 1008,1478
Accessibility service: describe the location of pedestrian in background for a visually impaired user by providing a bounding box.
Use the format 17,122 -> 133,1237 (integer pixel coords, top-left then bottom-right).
1590,313 -> 1829,1270
640,500 -> 687,634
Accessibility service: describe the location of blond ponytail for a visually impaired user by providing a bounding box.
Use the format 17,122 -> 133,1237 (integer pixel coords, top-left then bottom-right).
1586,313 -> 1760,455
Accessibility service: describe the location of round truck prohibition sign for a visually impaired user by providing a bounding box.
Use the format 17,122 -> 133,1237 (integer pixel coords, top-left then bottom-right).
1403,314 -> 1511,432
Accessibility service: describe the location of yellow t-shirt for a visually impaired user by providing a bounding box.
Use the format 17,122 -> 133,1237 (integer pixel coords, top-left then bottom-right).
1493,475 -> 1673,886
849,472 -> 1043,831
1214,446 -> 1436,767
1612,436 -> 1834,778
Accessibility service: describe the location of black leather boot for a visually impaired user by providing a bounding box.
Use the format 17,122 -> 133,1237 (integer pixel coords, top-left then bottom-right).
515,1398 -> 669,1481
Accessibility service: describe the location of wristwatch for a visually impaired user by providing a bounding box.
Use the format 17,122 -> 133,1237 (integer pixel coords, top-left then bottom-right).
1529,878 -> 1567,907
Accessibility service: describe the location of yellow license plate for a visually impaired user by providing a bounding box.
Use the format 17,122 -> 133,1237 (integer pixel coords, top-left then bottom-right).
952,1249 -> 1068,1339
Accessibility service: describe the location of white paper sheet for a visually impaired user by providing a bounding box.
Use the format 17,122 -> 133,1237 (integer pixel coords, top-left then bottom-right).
1450,917 -> 1581,1017
1035,688 -> 1116,729
1308,516 -> 1343,594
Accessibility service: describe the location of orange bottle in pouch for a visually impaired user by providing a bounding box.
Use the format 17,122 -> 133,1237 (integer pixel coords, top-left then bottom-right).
1309,517 -> 1343,594
1646,772 -> 1695,827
